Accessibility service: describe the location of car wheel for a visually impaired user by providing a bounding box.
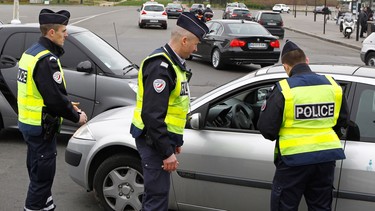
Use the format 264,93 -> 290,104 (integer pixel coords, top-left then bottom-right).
211,48 -> 225,69
366,52 -> 375,66
93,154 -> 144,211
163,24 -> 167,29
280,9 -> 283,13
138,22 -> 143,28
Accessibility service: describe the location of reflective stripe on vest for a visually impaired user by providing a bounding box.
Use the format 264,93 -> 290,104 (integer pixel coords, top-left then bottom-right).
278,75 -> 343,157
132,52 -> 189,135
17,45 -> 65,126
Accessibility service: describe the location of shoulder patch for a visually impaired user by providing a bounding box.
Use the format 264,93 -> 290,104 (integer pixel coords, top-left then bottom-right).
49,56 -> 57,62
160,61 -> 169,68
53,71 -> 63,84
153,79 -> 166,93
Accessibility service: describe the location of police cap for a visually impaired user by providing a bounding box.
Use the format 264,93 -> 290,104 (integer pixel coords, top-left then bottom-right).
39,9 -> 70,25
281,39 -> 301,57
177,12 -> 209,41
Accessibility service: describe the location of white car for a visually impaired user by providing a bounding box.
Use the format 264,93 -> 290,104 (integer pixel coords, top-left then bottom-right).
360,32 -> 375,66
272,4 -> 290,13
138,2 -> 167,29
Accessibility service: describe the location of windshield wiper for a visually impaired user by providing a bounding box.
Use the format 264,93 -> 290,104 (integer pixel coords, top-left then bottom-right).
123,63 -> 139,75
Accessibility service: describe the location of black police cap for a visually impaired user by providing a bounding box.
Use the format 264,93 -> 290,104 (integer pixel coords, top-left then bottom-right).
39,9 -> 70,25
281,40 -> 302,57
177,12 -> 209,41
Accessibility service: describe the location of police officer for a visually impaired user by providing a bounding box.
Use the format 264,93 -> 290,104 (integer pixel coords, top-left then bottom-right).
17,9 -> 87,211
257,40 -> 349,211
130,12 -> 208,211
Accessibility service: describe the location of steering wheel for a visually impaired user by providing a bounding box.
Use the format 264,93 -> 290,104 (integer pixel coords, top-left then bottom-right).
231,103 -> 254,129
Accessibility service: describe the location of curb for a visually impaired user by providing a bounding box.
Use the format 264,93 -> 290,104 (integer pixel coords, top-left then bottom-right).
284,27 -> 362,51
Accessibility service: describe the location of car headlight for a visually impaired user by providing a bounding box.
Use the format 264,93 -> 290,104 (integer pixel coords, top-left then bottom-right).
72,124 -> 94,140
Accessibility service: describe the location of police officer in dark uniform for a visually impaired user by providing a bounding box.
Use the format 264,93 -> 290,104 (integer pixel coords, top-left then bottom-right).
257,40 -> 349,211
17,9 -> 87,211
130,12 -> 208,211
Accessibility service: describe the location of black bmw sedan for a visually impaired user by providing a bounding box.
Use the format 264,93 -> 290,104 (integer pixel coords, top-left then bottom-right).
191,19 -> 280,69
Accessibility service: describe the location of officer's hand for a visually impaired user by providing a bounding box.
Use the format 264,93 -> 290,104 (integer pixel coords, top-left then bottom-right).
162,153 -> 179,172
176,146 -> 182,154
78,111 -> 88,125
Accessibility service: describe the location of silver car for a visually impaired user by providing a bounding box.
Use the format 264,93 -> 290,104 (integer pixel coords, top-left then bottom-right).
66,64 -> 375,211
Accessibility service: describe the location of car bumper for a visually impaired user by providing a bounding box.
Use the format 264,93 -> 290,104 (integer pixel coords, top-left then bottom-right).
65,137 -> 96,190
167,12 -> 182,17
221,50 -> 280,65
264,27 -> 285,38
140,19 -> 167,26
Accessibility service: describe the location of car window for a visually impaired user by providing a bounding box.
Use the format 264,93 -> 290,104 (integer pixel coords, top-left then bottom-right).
205,83 -> 275,131
351,83 -> 375,142
144,5 -> 164,11
233,9 -> 249,15
227,23 -> 269,35
71,31 -> 134,76
209,22 -> 223,35
2,32 -> 25,60
261,13 -> 282,21
59,39 -> 91,70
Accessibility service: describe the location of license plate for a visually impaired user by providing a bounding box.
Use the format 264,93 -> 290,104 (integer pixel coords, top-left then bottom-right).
249,43 -> 267,49
267,22 -> 277,26
170,9 -> 176,12
150,20 -> 158,23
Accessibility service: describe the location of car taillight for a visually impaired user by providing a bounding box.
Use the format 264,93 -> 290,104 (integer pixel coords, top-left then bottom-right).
162,11 -> 167,16
247,13 -> 251,17
270,40 -> 280,48
230,39 -> 246,47
141,10 -> 147,15
280,21 -> 284,26
231,13 -> 237,17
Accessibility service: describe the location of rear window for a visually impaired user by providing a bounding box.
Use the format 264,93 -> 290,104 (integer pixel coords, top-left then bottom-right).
227,23 -> 270,35
233,9 -> 250,15
144,5 -> 164,11
261,13 -> 282,21
167,4 -> 181,8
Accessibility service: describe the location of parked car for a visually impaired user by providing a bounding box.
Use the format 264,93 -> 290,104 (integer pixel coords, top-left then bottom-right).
252,11 -> 285,39
165,3 -> 184,18
137,2 -> 167,29
0,23 -> 138,134
272,4 -> 290,13
222,6 -> 236,19
66,64 -> 375,211
189,3 -> 205,14
190,20 -> 280,69
313,5 -> 332,14
227,8 -> 252,20
360,32 -> 375,66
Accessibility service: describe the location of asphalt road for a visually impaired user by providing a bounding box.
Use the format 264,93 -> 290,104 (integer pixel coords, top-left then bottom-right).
0,5 -> 364,211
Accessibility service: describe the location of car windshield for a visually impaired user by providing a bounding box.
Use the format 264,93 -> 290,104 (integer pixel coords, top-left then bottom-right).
144,5 -> 164,11
71,31 -> 136,76
261,13 -> 282,21
228,23 -> 270,35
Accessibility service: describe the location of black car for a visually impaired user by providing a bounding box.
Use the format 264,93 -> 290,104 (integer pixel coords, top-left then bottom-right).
190,20 -> 280,69
189,3 -> 205,14
252,11 -> 285,39
165,3 -> 184,18
0,24 -> 138,133
313,5 -> 331,14
227,8 -> 252,20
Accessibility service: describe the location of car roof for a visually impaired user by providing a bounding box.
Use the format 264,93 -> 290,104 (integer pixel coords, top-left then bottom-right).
0,23 -> 88,34
211,19 -> 256,24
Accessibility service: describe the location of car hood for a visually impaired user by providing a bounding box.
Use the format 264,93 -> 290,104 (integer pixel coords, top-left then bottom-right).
87,106 -> 135,124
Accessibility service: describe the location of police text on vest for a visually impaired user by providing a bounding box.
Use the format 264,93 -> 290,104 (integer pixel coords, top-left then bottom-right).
17,68 -> 27,84
295,103 -> 334,119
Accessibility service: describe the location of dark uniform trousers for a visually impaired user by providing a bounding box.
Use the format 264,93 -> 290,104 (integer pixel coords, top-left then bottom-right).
135,136 -> 171,211
271,159 -> 336,211
22,130 -> 57,211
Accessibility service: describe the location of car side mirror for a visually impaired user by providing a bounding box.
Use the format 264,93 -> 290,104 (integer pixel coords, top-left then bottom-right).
0,55 -> 17,68
77,60 -> 93,73
137,8 -> 140,12
189,113 -> 201,130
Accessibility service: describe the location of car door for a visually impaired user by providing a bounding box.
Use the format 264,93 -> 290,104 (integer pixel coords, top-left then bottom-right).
172,79 -> 279,210
335,82 -> 375,210
196,22 -> 224,61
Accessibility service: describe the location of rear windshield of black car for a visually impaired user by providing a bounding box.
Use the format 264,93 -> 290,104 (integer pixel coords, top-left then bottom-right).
227,23 -> 270,35
261,13 -> 282,21
144,5 -> 164,11
233,9 -> 250,15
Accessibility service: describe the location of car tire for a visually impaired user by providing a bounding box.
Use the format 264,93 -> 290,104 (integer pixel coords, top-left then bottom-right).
211,48 -> 225,69
139,22 -> 143,28
280,9 -> 283,13
365,52 -> 375,66
163,24 -> 167,29
93,154 -> 144,211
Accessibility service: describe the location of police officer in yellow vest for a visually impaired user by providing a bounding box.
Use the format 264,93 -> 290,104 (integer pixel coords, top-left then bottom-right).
130,12 -> 208,211
258,40 -> 349,211
17,9 -> 87,211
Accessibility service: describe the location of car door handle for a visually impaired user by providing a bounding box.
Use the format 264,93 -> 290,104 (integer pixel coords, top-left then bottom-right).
0,55 -> 18,68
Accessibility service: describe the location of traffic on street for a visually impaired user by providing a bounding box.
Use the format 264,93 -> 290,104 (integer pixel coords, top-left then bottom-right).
0,4 -> 370,211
